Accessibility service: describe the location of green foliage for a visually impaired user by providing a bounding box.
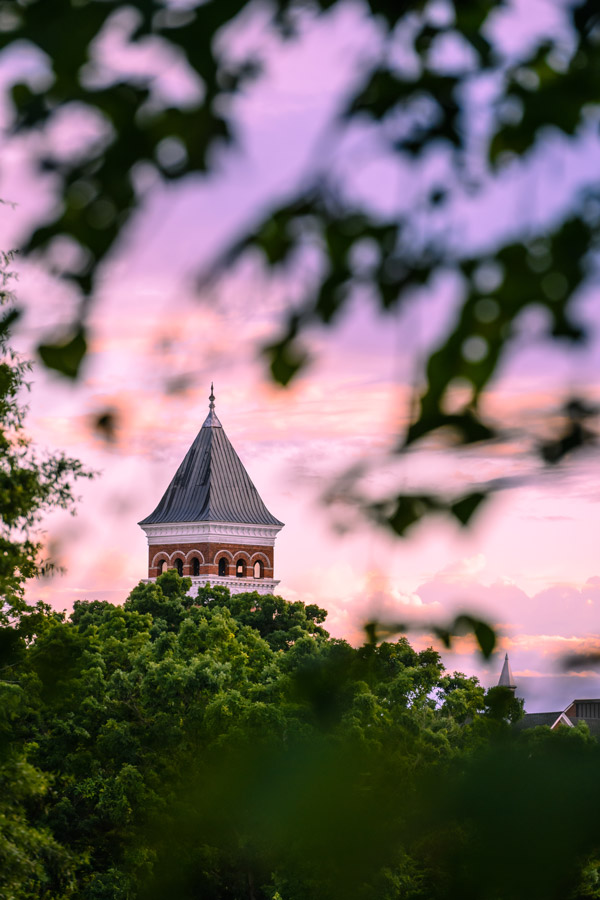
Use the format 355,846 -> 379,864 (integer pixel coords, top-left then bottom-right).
484,684 -> 525,723
0,573 -> 594,899
196,582 -> 329,648
0,753 -> 78,899
0,256 -> 93,895
38,326 -> 88,380
0,252 -> 91,619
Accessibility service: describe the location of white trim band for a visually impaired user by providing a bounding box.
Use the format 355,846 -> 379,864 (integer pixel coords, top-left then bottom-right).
140,520 -> 282,547
143,575 -> 281,596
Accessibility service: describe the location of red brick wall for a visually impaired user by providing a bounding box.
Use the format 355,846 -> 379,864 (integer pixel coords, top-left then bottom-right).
148,541 -> 274,579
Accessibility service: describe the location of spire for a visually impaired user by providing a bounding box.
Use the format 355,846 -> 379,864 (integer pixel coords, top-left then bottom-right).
202,382 -> 221,428
139,399 -> 284,528
498,653 -> 517,691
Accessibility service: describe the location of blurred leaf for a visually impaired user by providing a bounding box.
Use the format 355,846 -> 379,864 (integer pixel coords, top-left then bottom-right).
451,491 -> 486,525
561,652 -> 600,671
540,397 -> 597,464
489,40 -> 600,165
93,409 -> 118,443
363,610 -> 496,659
0,307 -> 21,339
262,315 -> 309,385
453,614 -> 497,659
368,488 -> 490,536
38,327 -> 87,379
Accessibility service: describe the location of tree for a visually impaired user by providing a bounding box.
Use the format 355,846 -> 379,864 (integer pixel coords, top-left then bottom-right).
3,0 -> 599,533
0,250 -> 90,621
0,251 -> 90,897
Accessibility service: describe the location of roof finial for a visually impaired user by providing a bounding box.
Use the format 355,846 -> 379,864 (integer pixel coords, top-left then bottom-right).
209,382 -> 215,412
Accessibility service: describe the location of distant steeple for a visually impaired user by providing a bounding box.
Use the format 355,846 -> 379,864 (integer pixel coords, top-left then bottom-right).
498,653 -> 517,692
202,382 -> 222,428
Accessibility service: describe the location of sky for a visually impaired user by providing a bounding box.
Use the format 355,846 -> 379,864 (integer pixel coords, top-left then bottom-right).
1,0 -> 600,712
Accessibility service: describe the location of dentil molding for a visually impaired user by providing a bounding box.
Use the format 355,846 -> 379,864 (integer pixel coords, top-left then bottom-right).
141,520 -> 282,547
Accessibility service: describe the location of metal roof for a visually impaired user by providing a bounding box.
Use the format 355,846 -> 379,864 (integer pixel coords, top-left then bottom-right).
139,389 -> 283,528
514,712 -> 563,730
497,653 -> 517,689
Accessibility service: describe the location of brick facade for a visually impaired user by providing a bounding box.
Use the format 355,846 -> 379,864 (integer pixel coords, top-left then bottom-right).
148,540 -> 274,580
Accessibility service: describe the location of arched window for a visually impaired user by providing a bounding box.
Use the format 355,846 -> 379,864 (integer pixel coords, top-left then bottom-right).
192,557 -> 200,577
236,559 -> 246,578
158,559 -> 166,574
218,557 -> 228,577
253,560 -> 263,579
175,558 -> 183,576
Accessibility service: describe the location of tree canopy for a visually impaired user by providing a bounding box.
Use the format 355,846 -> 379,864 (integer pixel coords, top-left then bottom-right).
4,571 -> 600,900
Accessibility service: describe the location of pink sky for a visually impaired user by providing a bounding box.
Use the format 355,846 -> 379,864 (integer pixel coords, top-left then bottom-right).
1,0 -> 600,712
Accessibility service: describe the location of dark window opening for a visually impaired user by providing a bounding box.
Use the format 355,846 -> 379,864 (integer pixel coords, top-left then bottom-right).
236,560 -> 246,578
253,561 -> 263,579
192,558 -> 200,577
158,559 -> 166,574
218,557 -> 228,577
175,558 -> 183,576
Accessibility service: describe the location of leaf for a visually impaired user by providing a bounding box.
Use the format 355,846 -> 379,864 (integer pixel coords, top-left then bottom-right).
561,652 -> 600,671
0,307 -> 22,339
262,336 -> 309,386
450,491 -> 487,526
406,412 -> 495,446
539,396 -> 596,464
93,409 -> 118,443
38,327 -> 87,379
431,626 -> 452,649
379,495 -> 440,536
453,614 -> 497,659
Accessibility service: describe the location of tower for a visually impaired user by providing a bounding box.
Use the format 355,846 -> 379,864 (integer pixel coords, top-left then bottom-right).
139,386 -> 284,594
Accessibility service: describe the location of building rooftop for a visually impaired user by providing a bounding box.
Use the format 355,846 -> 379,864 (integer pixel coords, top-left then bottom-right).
139,386 -> 283,528
514,712 -> 563,730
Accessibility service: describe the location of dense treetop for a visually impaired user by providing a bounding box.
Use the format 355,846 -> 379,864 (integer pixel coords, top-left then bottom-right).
4,571 -> 600,900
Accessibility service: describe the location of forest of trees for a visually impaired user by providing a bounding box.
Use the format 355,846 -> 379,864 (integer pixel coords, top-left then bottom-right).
0,570 -> 574,899
3,569 -> 600,900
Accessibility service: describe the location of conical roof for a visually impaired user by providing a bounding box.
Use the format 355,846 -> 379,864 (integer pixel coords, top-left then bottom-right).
497,653 -> 517,690
139,387 -> 283,528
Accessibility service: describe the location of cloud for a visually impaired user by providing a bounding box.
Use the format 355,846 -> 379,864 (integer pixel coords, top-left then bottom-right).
436,554 -> 487,582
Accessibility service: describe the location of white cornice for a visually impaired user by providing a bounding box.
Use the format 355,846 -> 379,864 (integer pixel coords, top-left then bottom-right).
140,520 -> 282,547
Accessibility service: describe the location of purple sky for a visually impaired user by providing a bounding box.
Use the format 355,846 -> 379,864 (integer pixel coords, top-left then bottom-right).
1,0 -> 600,712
